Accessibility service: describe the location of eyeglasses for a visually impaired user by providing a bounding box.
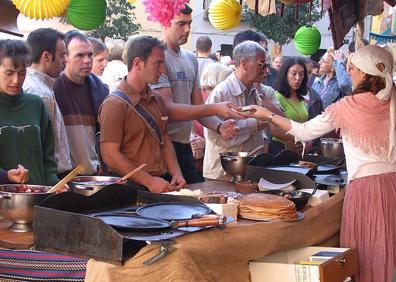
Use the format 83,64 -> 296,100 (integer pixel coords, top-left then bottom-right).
257,62 -> 270,70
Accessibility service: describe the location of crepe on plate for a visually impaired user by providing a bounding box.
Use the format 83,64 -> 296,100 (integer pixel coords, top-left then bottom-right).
238,193 -> 298,221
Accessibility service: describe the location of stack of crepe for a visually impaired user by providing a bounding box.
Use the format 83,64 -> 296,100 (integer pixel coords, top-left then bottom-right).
238,193 -> 298,221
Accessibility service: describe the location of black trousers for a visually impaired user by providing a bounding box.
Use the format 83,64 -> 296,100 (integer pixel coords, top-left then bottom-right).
172,141 -> 204,184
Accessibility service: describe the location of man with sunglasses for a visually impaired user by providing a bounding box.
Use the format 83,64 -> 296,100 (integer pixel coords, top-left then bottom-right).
203,41 -> 272,181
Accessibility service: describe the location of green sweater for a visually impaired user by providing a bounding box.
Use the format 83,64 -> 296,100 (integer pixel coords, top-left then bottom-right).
274,92 -> 308,144
0,92 -> 58,185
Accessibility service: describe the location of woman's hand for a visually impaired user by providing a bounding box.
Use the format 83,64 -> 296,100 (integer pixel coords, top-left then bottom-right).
8,164 -> 29,184
245,105 -> 273,120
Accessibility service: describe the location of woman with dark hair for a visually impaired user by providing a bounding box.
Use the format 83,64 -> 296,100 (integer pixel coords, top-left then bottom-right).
269,57 -> 310,155
0,39 -> 58,185
246,45 -> 396,282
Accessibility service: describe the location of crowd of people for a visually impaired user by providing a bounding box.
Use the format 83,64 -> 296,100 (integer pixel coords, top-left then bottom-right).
0,3 -> 394,281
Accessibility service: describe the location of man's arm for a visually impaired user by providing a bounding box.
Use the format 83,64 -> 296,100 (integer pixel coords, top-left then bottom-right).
156,86 -> 243,121
101,142 -> 173,193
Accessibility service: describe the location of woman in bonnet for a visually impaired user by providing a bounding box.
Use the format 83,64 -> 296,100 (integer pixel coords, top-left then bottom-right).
246,45 -> 396,282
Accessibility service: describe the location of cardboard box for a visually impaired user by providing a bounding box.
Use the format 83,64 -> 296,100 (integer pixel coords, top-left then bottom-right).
249,247 -> 358,282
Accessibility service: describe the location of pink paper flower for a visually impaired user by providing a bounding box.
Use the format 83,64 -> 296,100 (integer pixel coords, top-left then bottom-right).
143,0 -> 190,27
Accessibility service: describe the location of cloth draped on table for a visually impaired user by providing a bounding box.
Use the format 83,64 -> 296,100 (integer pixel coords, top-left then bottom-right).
0,248 -> 86,282
85,190 -> 344,282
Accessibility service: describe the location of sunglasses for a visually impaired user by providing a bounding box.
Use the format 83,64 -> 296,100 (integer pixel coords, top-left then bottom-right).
257,62 -> 270,70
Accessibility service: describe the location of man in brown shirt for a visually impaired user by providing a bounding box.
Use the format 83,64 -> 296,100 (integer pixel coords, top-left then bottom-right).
99,35 -> 186,193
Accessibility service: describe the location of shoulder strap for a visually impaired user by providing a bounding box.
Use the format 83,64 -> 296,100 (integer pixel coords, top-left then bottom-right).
110,90 -> 164,145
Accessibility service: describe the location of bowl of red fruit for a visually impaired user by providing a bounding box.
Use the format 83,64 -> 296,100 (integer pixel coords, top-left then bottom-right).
0,184 -> 52,232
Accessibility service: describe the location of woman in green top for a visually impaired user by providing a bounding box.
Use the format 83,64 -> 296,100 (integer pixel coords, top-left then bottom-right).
0,39 -> 59,185
269,57 -> 310,155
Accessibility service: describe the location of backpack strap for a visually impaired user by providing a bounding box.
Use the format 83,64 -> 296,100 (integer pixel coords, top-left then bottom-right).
110,90 -> 164,145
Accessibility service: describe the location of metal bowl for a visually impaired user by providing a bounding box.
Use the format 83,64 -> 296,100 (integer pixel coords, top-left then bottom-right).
69,176 -> 125,196
220,152 -> 254,182
0,184 -> 53,232
319,138 -> 345,158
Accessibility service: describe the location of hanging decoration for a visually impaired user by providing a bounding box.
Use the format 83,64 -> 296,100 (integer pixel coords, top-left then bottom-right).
208,0 -> 242,31
142,0 -> 189,27
66,0 -> 106,30
294,25 -> 321,55
12,0 -> 70,20
128,0 -> 136,3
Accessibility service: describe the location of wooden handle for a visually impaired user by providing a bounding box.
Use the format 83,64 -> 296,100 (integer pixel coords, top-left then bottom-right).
120,163 -> 146,182
171,215 -> 226,228
48,165 -> 85,193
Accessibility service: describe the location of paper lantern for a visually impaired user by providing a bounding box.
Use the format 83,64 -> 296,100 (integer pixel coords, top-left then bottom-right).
209,0 -> 241,31
128,0 -> 135,3
12,0 -> 69,20
66,0 -> 106,31
294,25 -> 321,55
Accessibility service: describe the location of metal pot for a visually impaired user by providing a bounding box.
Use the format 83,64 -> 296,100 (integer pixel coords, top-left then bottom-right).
319,138 -> 345,158
220,152 -> 254,182
0,184 -> 53,232
69,176 -> 125,196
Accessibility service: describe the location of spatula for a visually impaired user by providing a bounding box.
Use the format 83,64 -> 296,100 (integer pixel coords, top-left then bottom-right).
47,165 -> 85,193
117,163 -> 146,183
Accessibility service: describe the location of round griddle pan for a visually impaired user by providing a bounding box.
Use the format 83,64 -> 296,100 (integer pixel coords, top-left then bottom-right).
95,214 -> 171,231
136,202 -> 211,221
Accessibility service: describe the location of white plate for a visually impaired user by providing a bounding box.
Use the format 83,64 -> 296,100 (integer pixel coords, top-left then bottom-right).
240,211 -> 304,222
258,177 -> 296,191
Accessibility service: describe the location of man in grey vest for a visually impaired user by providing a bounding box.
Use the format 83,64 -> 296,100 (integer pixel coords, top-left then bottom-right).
151,4 -> 241,184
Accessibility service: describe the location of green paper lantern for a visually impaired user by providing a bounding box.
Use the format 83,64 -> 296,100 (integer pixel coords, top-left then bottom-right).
294,25 -> 321,56
67,0 -> 106,31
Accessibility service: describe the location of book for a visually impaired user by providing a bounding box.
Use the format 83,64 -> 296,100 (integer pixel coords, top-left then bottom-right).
309,251 -> 343,262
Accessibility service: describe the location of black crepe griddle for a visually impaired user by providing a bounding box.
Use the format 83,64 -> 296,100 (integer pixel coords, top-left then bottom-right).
95,214 -> 171,231
136,202 -> 211,221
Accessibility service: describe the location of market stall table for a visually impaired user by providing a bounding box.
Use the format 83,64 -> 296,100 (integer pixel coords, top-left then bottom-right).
85,181 -> 345,282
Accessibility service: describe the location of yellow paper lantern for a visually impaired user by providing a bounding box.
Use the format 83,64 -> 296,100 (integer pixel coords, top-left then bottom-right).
12,0 -> 70,20
209,0 -> 241,31
128,0 -> 135,3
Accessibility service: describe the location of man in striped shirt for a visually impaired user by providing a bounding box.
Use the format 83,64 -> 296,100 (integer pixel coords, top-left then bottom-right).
24,28 -> 72,176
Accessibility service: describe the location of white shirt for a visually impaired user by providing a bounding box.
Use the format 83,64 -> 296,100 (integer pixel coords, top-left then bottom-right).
203,72 -> 269,181
101,60 -> 128,93
288,114 -> 396,181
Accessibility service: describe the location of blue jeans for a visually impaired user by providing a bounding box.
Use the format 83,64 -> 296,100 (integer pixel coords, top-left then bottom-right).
172,142 -> 203,184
